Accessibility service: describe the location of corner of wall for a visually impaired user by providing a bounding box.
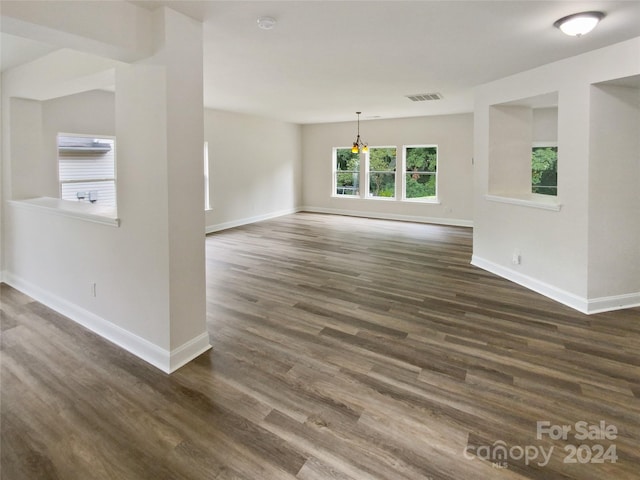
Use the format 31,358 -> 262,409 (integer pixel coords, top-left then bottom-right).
301,205 -> 474,228
206,207 -> 302,234
470,255 -> 640,315
2,271 -> 211,373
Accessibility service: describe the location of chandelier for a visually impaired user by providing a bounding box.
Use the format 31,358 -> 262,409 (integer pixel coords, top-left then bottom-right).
351,112 -> 368,153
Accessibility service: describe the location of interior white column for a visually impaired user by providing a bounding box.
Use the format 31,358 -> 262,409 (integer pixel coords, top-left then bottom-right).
115,7 -> 209,371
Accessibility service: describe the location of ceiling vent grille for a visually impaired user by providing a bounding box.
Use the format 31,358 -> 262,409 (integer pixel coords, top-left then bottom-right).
406,93 -> 443,102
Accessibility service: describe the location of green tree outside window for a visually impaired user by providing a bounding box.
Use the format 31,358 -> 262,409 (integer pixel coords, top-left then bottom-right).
532,146 -> 558,196
405,146 -> 437,199
335,148 -> 360,195
369,147 -> 396,198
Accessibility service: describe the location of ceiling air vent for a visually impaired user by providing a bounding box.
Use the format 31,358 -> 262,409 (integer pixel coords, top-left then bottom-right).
406,93 -> 443,102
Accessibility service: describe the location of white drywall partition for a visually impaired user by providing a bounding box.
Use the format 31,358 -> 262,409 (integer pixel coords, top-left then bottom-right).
2,6 -> 210,372
473,37 -> 640,313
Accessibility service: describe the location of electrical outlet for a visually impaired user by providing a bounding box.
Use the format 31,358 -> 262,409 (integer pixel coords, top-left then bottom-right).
512,250 -> 521,265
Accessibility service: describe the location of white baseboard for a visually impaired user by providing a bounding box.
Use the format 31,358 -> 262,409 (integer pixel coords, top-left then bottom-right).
471,255 -> 640,315
586,292 -> 640,314
300,205 -> 473,228
205,206 -> 472,233
205,207 -> 301,234
169,332 -> 212,373
2,272 -> 211,373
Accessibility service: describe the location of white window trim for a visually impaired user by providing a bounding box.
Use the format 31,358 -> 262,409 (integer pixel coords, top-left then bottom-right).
204,141 -> 212,211
402,144 -> 439,202
332,147 -> 362,198
331,144 -> 443,205
366,146 -> 397,200
531,141 -> 558,197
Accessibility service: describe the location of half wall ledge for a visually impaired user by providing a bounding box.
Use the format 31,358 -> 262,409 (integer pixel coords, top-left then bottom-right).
9,197 -> 120,227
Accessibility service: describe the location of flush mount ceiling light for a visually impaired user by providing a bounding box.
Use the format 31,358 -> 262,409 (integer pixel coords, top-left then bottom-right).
257,16 -> 277,30
554,11 -> 604,37
351,112 -> 368,153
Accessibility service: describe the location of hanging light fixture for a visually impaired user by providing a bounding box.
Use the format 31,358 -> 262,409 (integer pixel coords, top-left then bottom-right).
351,112 -> 368,153
554,11 -> 604,37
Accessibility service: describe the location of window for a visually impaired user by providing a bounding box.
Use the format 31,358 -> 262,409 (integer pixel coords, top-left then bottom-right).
531,145 -> 558,196
204,141 -> 211,210
334,147 -> 360,196
368,147 -> 396,198
404,145 -> 437,201
487,95 -> 559,206
58,134 -> 116,207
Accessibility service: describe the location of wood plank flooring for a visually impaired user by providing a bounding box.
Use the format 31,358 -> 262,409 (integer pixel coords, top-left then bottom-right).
2,212 -> 639,479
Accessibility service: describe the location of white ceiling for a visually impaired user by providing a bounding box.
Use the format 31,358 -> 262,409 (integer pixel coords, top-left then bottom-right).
4,1 -> 640,124
0,32 -> 58,72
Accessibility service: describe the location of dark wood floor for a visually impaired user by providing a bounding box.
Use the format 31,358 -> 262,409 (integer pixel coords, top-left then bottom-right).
1,212 -> 639,480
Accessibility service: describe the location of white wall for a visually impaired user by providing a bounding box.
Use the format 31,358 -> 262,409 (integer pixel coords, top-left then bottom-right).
588,82 -> 640,299
5,90 -> 118,322
488,105 -> 533,195
4,87 -> 175,349
1,0 -> 152,62
533,107 -> 558,143
3,89 -> 306,368
301,114 -> 474,226
7,97 -> 45,200
473,37 -> 640,313
0,77 -> 2,279
42,90 -> 116,198
204,109 -> 302,232
2,6 -> 210,372
7,90 -> 118,202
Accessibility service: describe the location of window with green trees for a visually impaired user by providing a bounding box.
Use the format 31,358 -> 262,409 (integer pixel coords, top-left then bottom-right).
334,148 -> 360,196
531,145 -> 558,196
368,147 -> 396,198
404,146 -> 437,200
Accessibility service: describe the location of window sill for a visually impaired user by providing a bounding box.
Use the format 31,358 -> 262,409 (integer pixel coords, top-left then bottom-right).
403,198 -> 441,204
332,195 -> 441,205
366,196 -> 396,201
332,194 -> 361,199
10,197 -> 120,227
485,193 -> 561,211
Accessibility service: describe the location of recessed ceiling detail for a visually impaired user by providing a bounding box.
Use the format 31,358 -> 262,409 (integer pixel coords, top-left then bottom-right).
405,93 -> 443,102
